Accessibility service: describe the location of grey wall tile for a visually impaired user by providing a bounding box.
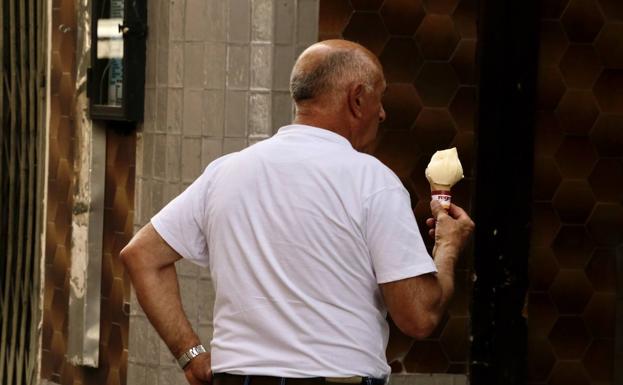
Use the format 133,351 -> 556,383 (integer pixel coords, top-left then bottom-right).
145,37 -> 158,87
225,90 -> 248,137
168,42 -> 184,87
201,138 -> 224,166
151,179 -> 165,215
169,0 -> 185,41
159,366 -> 186,385
223,137 -> 248,153
167,88 -> 183,134
197,278 -> 216,320
183,89 -> 204,136
206,0 -> 227,42
204,90 -> 225,137
179,275 -> 199,321
177,259 -> 200,278
205,42 -> 227,90
153,134 -> 167,179
297,0 -> 319,44
273,45 -> 294,91
126,362 -> 146,385
272,91 -> 293,131
181,138 -> 203,183
184,0 -> 206,41
166,134 -> 181,182
159,339 -> 177,366
156,87 -> 168,132
252,0 -> 273,42
141,132 -> 154,179
249,92 -> 271,137
184,42 -> 205,89
274,0 -> 295,45
229,0 -> 251,43
227,45 -> 251,89
251,43 -> 272,89
143,88 -> 157,128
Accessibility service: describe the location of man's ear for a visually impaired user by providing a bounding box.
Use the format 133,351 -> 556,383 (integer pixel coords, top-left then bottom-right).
347,83 -> 365,119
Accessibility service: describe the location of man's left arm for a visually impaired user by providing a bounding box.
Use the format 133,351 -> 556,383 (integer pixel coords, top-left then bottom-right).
120,223 -> 211,385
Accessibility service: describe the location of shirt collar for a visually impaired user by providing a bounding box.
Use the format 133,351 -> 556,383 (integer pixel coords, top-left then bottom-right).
276,124 -> 353,148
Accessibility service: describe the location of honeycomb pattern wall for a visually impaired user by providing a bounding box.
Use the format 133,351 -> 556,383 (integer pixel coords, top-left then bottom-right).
528,1 -> 622,384
41,1 -> 135,384
318,0 -> 478,375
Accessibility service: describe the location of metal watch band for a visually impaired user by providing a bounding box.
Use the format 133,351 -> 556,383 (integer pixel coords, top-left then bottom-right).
177,344 -> 207,369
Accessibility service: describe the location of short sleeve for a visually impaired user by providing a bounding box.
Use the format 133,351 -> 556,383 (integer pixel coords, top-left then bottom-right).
364,186 -> 437,283
151,169 -> 211,267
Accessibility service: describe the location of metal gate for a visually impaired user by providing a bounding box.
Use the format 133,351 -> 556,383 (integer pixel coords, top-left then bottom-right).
0,0 -> 47,384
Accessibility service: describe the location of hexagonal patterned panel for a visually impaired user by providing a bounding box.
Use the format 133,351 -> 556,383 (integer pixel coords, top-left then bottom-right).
531,5 -> 621,384
414,62 -> 459,107
552,225 -> 595,268
554,136 -> 598,178
561,0 -> 605,43
587,203 -> 623,246
380,38 -> 423,83
380,83 -> 422,131
403,341 -> 450,373
527,336 -> 556,382
318,0 -> 353,40
539,21 -> 569,66
597,0 -> 623,20
595,23 -> 623,69
588,159 -> 623,202
549,316 -> 591,359
585,248 -> 617,292
350,0 -> 384,11
593,69 -> 623,113
533,157 -> 562,201
415,15 -> 460,60
342,12 -> 388,55
380,0 -> 425,35
582,339 -> 614,382
550,270 -> 593,313
583,293 -> 616,339
560,45 -> 602,88
590,115 -> 623,157
537,66 -> 566,110
534,111 -> 564,157
529,247 -> 558,290
528,292 -> 558,335
549,362 -> 592,385
451,40 -> 476,85
552,180 -> 595,223
413,108 -> 457,151
531,203 -> 561,247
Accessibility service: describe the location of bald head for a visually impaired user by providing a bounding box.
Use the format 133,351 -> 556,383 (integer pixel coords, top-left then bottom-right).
289,40 -> 382,104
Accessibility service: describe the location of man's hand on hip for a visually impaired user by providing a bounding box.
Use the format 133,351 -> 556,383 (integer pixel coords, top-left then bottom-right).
184,353 -> 212,385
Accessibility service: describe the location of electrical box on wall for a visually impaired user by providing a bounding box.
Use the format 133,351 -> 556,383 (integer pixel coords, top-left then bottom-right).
88,0 -> 147,122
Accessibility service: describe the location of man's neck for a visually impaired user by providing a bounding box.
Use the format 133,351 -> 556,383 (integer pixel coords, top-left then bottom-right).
293,108 -> 352,142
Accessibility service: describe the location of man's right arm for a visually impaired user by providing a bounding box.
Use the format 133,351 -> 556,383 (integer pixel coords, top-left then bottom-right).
380,201 -> 474,339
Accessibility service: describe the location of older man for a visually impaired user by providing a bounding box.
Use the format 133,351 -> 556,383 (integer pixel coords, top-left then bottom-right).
120,40 -> 474,385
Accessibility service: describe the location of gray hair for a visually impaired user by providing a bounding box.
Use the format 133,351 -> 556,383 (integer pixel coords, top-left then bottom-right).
289,49 -> 375,102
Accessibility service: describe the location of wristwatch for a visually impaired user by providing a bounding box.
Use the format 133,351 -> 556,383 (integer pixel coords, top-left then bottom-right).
177,344 -> 207,369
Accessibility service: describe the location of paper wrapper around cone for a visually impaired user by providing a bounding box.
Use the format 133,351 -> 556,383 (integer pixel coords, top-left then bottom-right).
430,183 -> 452,210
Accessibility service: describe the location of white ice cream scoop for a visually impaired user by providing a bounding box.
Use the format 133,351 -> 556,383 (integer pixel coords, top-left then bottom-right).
425,147 -> 464,209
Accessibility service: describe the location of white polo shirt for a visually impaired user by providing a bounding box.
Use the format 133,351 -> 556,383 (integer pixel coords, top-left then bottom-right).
151,124 -> 436,378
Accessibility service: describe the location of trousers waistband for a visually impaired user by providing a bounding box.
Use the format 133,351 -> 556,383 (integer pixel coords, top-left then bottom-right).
213,373 -> 387,385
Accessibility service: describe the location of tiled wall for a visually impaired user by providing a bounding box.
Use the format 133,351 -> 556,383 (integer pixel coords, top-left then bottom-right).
127,1 -> 319,384
42,1 -> 137,384
318,0 -> 478,376
527,1 -> 623,384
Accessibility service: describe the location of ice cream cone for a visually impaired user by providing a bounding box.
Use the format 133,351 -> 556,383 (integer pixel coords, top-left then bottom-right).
430,183 -> 452,210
